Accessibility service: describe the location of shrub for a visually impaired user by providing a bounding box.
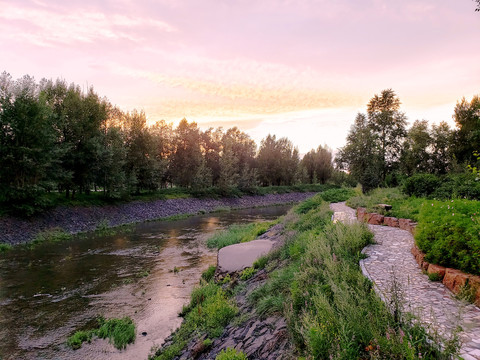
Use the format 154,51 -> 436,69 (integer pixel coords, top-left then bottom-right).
0,243 -> 13,253
67,330 -> 94,350
403,173 -> 441,198
319,188 -> 355,203
295,194 -> 324,214
253,256 -> 268,269
415,199 -> 480,275
215,347 -> 248,360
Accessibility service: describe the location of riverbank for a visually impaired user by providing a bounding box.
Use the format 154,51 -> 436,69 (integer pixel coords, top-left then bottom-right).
0,192 -> 316,245
151,192 -> 458,360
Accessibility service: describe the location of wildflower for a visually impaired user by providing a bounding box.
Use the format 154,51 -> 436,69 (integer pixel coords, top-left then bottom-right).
452,213 -> 455,216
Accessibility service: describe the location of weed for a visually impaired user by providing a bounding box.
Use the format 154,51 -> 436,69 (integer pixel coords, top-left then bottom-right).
428,272 -> 442,282
29,228 -> 71,248
215,347 -> 247,360
97,317 -> 136,350
201,265 -> 216,282
455,280 -> 477,304
240,267 -> 256,280
203,338 -> 213,348
253,256 -> 268,269
136,270 -> 149,278
67,330 -> 94,350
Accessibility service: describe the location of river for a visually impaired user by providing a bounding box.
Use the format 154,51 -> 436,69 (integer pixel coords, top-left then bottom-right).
0,204 -> 292,360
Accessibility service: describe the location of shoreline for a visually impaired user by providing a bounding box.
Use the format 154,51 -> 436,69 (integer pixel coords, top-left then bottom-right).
0,192 -> 316,246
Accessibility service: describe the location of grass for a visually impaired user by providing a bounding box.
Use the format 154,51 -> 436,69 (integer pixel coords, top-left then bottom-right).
248,196 -> 458,359
346,187 -> 424,221
215,347 -> 248,360
67,316 -> 136,350
28,228 -> 72,248
152,272 -> 237,360
206,220 -> 278,249
0,243 -> 13,253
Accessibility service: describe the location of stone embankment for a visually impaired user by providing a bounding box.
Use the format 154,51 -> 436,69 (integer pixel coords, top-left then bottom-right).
160,224 -> 293,360
0,192 -> 315,245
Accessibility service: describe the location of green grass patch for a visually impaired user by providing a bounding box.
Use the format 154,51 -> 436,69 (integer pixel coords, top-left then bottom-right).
29,228 -> 71,248
152,279 -> 237,360
201,265 -> 216,282
215,347 -> 248,360
416,199 -> 480,275
249,195 -> 458,359
240,267 -> 256,280
319,187 -> 356,203
0,243 -> 13,253
206,220 -> 277,249
67,316 -> 135,350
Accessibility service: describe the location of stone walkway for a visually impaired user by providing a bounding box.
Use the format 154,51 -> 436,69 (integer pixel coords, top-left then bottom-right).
330,202 -> 480,360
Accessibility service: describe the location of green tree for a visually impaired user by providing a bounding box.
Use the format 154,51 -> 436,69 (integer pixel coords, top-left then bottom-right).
430,121 -> 454,174
300,145 -> 333,184
400,120 -> 432,175
367,89 -> 407,180
0,73 -> 59,213
336,113 -> 382,191
452,95 -> 480,165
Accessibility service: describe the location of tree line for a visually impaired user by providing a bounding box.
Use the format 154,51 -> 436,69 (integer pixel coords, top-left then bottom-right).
0,72 -> 336,213
336,89 -> 480,191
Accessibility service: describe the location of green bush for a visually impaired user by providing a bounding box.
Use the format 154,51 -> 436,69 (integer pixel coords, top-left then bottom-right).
240,267 -> 256,280
319,187 -> 355,203
415,199 -> 480,275
403,173 -> 441,197
215,347 -> 248,360
67,330 -> 94,350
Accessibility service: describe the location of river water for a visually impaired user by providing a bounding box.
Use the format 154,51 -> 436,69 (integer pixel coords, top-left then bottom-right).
0,205 -> 292,360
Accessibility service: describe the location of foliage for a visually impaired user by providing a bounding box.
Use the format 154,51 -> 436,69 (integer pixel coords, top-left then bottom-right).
299,145 -> 333,184
96,317 -> 136,350
67,316 -> 135,350
319,187 -> 355,203
215,348 -> 248,360
253,256 -> 268,269
0,243 -> 12,253
415,199 -> 480,275
153,280 -> 237,360
249,197 -> 457,359
403,173 -> 441,197
29,228 -> 71,248
240,267 -> 256,280
206,220 -> 276,249
452,95 -> 480,165
201,265 -> 217,282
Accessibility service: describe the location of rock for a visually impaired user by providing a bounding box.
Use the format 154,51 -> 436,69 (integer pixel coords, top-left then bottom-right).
367,213 -> 384,225
357,207 -> 367,222
427,264 -> 446,280
398,218 -> 412,231
384,217 -> 399,228
216,239 -> 275,274
443,268 -> 469,293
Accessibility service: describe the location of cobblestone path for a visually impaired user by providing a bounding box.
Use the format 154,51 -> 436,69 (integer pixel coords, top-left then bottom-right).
330,202 -> 480,360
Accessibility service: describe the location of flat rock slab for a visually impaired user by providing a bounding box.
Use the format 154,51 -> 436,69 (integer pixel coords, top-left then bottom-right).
217,239 -> 275,273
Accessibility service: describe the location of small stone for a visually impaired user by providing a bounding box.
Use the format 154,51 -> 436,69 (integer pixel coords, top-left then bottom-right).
142,331 -> 147,336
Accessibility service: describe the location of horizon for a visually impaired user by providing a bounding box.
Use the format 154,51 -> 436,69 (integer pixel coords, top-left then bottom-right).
1,0 -> 479,153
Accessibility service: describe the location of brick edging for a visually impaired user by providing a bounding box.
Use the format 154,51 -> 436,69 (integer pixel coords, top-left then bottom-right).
356,207 -> 480,306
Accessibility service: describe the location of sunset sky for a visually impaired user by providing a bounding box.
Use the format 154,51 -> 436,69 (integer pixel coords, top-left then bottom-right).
1,0 -> 479,153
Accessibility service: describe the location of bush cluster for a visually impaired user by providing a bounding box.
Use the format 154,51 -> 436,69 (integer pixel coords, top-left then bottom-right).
416,199 -> 480,275
402,173 -> 480,200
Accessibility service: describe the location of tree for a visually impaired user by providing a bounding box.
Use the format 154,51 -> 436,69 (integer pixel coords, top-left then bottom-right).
367,89 -> 407,180
336,113 -> 382,191
170,119 -> 205,187
452,95 -> 480,165
430,121 -> 454,174
300,145 -> 333,184
475,0 -> 480,11
256,134 -> 299,186
400,120 -> 432,175
0,73 -> 59,213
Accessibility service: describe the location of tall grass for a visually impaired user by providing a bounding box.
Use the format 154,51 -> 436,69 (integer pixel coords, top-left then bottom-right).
206,220 -> 277,249
250,196 -> 458,359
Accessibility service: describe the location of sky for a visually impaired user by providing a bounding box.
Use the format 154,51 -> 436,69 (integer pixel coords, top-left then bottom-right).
1,0 -> 479,153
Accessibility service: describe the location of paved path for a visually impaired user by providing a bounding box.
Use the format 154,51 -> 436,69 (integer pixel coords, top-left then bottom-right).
330,202 -> 480,360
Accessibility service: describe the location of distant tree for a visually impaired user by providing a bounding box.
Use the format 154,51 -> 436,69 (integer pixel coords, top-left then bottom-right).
256,134 -> 299,186
475,0 -> 480,11
202,127 -> 223,186
300,145 -> 333,184
170,119 -> 205,187
336,113 -> 382,191
430,121 -> 454,174
400,120 -> 432,175
367,89 -> 407,180
452,95 -> 480,165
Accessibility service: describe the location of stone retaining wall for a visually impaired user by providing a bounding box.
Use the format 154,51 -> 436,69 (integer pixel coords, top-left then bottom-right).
356,207 -> 480,306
